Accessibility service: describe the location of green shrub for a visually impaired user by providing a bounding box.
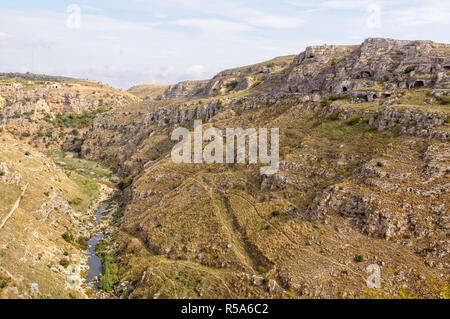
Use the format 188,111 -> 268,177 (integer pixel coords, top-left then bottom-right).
330,111 -> 340,120
251,81 -> 262,88
225,80 -> 238,92
62,231 -> 73,243
266,62 -> 276,68
346,116 -> 360,126
59,258 -> 70,268
96,240 -> 120,292
118,176 -> 133,190
272,210 -> 281,217
439,96 -> 450,106
0,171 -> 5,177
328,94 -> 339,101
24,151 -> 30,156
404,66 -> 415,74
355,254 -> 364,262
331,59 -> 338,66
376,162 -> 383,167
77,237 -> 89,250
53,108 -> 106,129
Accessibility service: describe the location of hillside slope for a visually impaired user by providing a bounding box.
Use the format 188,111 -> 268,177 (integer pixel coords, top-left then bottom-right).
0,73 -> 140,152
0,132 -> 109,298
80,38 -> 449,298
127,84 -> 169,100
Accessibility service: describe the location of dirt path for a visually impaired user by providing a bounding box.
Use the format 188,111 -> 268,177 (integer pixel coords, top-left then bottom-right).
0,183 -> 28,231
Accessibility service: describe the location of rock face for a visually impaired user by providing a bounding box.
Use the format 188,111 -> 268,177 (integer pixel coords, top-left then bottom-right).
0,74 -> 140,149
286,38 -> 450,94
157,80 -> 210,100
157,56 -> 295,100
0,162 -> 22,185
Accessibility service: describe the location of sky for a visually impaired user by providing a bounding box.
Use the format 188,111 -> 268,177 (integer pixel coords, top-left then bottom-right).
0,0 -> 449,89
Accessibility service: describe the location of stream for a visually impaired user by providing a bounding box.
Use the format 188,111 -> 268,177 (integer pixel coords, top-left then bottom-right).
85,203 -> 107,292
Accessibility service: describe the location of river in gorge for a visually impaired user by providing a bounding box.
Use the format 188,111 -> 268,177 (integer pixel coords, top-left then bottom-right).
85,203 -> 107,292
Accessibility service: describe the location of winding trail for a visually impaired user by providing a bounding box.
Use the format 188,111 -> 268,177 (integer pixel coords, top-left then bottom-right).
0,183 -> 29,231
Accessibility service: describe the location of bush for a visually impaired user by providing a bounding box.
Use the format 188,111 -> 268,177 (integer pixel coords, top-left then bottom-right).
404,66 -> 415,74
225,80 -> 238,92
346,116 -> 360,126
62,231 -> 73,243
77,237 -> 89,250
328,94 -> 339,101
330,111 -> 340,120
251,81 -> 262,88
266,62 -> 276,68
118,176 -> 133,190
376,162 -> 383,167
355,254 -> 364,262
59,258 -> 70,268
331,59 -> 338,66
96,240 -> 120,292
272,210 -> 281,217
24,151 -> 30,156
0,171 -> 5,177
439,96 -> 450,106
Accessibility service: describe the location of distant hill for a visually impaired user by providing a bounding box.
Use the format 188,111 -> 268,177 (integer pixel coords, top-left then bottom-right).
127,83 -> 169,99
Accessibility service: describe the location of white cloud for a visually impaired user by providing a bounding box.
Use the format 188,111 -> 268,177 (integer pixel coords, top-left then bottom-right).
148,0 -> 305,29
0,32 -> 14,47
185,64 -> 206,78
392,1 -> 450,26
81,13 -> 155,31
173,18 -> 253,32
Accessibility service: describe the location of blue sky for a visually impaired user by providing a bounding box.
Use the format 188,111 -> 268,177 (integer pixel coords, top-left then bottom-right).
0,0 -> 449,89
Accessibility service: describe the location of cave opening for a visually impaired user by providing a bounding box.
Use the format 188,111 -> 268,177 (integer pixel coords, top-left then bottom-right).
414,80 -> 424,88
361,71 -> 372,78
